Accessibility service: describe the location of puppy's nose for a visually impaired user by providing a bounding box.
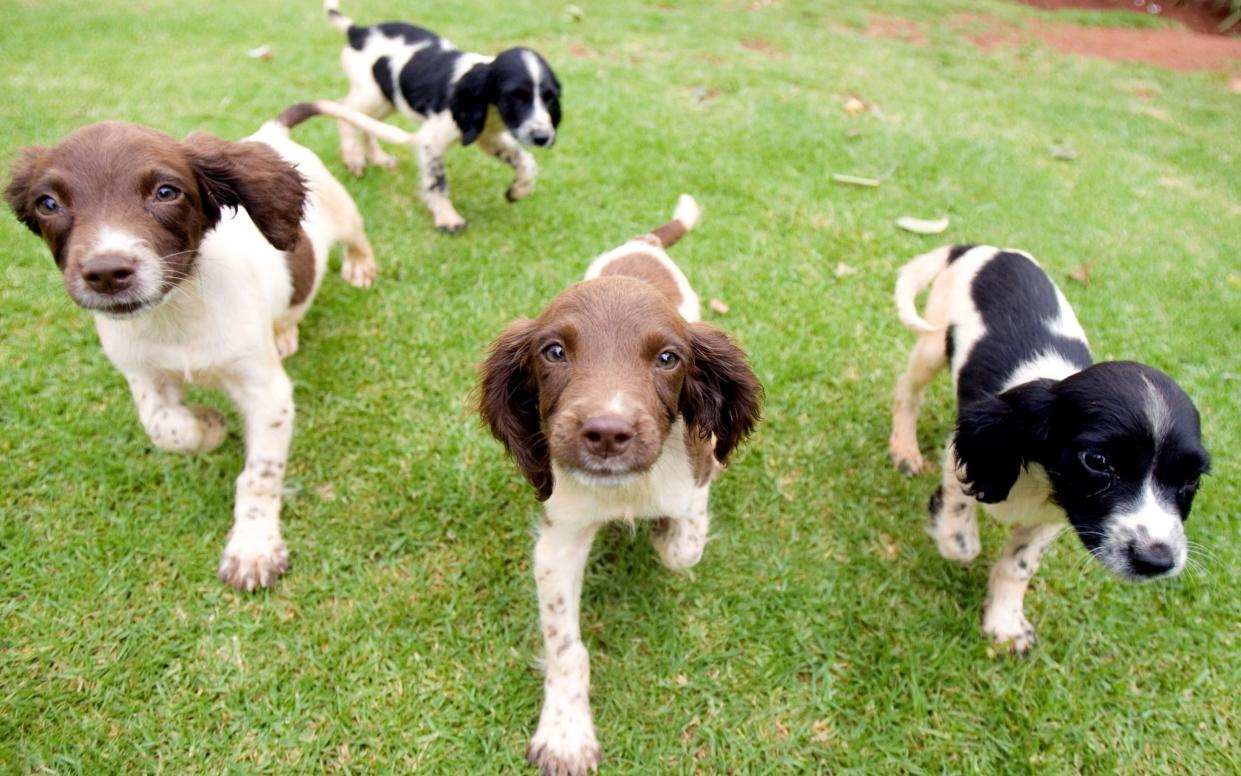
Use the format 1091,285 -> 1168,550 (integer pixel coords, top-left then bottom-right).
581,414 -> 635,457
530,129 -> 553,147
81,254 -> 137,295
1129,541 -> 1176,576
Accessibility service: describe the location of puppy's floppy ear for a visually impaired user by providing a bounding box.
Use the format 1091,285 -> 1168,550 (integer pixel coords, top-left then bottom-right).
479,318 -> 552,500
680,322 -> 763,465
5,145 -> 50,236
451,63 -> 493,146
181,132 -> 306,251
954,379 -> 1055,503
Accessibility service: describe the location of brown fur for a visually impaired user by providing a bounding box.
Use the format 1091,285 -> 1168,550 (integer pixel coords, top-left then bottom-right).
286,229 -> 316,306
480,276 -> 761,500
651,218 -> 688,249
598,252 -> 684,309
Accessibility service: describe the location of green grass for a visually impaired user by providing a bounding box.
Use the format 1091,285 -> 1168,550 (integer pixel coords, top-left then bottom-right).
2,0 -> 1238,772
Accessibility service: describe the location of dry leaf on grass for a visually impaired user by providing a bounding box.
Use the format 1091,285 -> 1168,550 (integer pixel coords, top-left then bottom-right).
834,262 -> 858,278
1067,264 -> 1092,285
830,173 -> 881,187
708,297 -> 730,314
1048,142 -> 1078,161
564,3 -> 584,22
895,216 -> 949,234
246,44 -> 273,61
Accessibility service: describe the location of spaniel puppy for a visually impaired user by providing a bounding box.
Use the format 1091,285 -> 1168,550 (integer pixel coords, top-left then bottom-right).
324,0 -> 562,233
480,196 -> 761,775
4,104 -> 384,590
890,245 -> 1210,653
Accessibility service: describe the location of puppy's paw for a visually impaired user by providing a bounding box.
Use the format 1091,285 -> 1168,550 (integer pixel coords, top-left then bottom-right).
275,326 -> 299,359
369,150 -> 398,170
189,406 -> 228,453
341,251 -> 378,288
983,607 -> 1037,655
651,518 -> 707,571
435,218 -> 467,234
527,720 -> 601,776
506,178 -> 535,202
889,436 -> 924,476
218,526 -> 289,591
933,524 -> 981,564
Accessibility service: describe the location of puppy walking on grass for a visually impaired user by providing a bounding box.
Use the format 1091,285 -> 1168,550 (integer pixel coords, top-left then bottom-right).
890,245 -> 1209,653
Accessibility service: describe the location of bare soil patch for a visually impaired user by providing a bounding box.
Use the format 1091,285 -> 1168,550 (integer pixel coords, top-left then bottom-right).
1020,0 -> 1236,36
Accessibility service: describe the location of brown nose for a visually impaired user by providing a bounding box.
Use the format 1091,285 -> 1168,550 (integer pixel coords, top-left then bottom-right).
581,414 -> 635,457
81,254 -> 137,295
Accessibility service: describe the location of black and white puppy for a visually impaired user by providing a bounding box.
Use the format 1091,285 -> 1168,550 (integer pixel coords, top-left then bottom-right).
323,0 -> 561,233
889,245 -> 1210,653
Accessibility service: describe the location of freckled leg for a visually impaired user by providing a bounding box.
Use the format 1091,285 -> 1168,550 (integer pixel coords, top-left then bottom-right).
217,368 -> 294,591
929,437 -> 981,563
889,331 -> 947,475
416,142 -> 466,233
477,131 -> 538,202
127,372 -> 226,454
983,522 -> 1062,654
527,520 -> 602,776
338,87 -> 394,176
651,485 -> 710,571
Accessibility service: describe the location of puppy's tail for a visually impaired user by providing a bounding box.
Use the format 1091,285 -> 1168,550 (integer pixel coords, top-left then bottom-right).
648,194 -> 700,249
895,245 -> 952,334
324,0 -> 354,32
275,101 -> 423,146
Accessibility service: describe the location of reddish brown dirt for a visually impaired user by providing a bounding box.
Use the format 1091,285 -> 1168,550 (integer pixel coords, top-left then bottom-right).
1020,0 -> 1236,36
866,15 -> 927,44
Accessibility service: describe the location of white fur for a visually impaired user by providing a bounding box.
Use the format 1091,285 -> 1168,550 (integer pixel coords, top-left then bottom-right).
1101,481 -> 1188,576
94,120 -> 377,590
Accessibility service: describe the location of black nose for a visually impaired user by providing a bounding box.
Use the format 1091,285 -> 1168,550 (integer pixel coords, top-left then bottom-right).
82,254 -> 137,295
530,130 -> 552,147
1129,542 -> 1176,576
581,414 -> 635,457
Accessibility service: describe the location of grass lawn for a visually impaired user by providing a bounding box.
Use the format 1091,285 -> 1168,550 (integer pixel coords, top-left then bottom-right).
1,0 -> 1238,772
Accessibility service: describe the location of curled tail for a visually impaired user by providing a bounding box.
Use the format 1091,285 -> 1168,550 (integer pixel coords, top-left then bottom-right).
323,0 -> 354,32
649,194 -> 700,249
895,246 -> 953,334
275,101 -> 422,146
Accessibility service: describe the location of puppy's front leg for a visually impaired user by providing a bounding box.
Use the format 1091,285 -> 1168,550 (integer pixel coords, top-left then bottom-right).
127,372 -> 227,454
217,367 -> 295,591
527,520 -> 602,776
983,522 -> 1062,654
478,132 -> 537,202
416,141 -> 466,233
651,485 -> 710,571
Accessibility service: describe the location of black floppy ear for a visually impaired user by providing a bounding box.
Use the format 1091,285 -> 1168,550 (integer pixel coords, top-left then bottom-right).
954,379 -> 1055,503
479,318 -> 552,500
5,145 -> 50,235
679,322 -> 763,465
181,132 -> 307,251
451,63 -> 493,146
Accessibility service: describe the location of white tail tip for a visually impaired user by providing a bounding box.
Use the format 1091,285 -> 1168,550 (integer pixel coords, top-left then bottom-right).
673,194 -> 700,231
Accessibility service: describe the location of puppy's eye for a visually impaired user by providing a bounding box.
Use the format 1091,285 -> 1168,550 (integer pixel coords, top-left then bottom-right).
656,351 -> 680,370
542,343 -> 566,363
1079,451 -> 1111,475
35,195 -> 61,215
154,185 -> 181,202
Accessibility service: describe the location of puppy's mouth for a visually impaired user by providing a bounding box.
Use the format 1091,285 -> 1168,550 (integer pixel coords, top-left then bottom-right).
71,291 -> 160,319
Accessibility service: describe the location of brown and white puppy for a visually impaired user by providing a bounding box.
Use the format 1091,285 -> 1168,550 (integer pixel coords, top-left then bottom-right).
4,105 -> 383,590
480,196 -> 762,776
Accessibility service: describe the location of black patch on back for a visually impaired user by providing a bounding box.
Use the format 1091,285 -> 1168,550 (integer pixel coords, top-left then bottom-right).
947,244 -> 975,263
398,46 -> 464,116
954,252 -> 1092,409
345,24 -> 369,51
945,324 -> 956,364
373,58 -> 396,104
367,22 -> 439,47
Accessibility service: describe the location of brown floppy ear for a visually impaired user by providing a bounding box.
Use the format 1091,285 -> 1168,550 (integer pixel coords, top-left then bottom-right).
5,146 -> 50,236
680,322 -> 763,464
181,132 -> 306,251
479,318 -> 553,500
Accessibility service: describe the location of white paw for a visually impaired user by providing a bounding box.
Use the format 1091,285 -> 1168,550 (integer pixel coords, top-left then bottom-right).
527,716 -> 601,776
370,150 -> 398,169
343,152 -> 366,177
933,523 -> 981,564
341,253 -> 378,288
888,435 -> 924,476
506,177 -> 535,202
218,524 -> 288,591
275,326 -> 299,359
651,518 -> 706,571
435,214 -> 467,233
189,406 -> 228,453
983,605 -> 1037,655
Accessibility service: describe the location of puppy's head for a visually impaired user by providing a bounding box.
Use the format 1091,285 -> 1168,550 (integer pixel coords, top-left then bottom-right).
5,122 -> 305,318
955,361 -> 1209,581
452,49 -> 561,148
480,277 -> 760,500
